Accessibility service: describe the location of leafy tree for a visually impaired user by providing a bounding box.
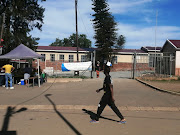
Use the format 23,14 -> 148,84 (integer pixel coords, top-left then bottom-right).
92,0 -> 117,61
0,0 -> 46,54
50,38 -> 63,46
50,33 -> 92,48
114,35 -> 125,49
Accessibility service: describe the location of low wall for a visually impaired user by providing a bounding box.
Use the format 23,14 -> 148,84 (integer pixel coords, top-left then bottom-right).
47,78 -> 83,83
175,68 -> 180,76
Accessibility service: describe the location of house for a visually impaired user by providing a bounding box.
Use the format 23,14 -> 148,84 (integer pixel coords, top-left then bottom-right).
35,46 -> 162,73
112,47 -> 161,71
161,39 -> 180,76
34,46 -> 95,73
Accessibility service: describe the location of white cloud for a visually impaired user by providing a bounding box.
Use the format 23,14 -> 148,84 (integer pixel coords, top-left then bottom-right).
31,0 -> 94,46
109,0 -> 153,14
117,23 -> 180,48
30,0 -> 180,49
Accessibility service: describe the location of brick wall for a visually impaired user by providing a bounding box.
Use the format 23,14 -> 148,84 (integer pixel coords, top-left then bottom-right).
112,63 -> 132,71
112,62 -> 154,71
32,60 -> 64,71
32,60 -> 154,73
175,68 -> 180,76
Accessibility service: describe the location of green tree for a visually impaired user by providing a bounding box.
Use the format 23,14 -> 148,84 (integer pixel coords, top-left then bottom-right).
0,0 -> 46,54
50,33 -> 92,48
92,0 -> 117,61
50,38 -> 63,46
114,35 -> 125,49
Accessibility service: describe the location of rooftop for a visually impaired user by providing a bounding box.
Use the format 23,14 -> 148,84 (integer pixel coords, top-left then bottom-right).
169,40 -> 180,48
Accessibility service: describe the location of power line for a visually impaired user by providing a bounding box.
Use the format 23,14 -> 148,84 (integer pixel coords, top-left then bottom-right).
77,4 -> 93,41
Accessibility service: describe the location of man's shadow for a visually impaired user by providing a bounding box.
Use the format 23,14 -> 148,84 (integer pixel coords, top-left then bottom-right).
82,109 -> 119,122
0,106 -> 27,135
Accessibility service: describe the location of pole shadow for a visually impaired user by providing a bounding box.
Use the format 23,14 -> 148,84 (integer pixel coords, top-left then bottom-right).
0,106 -> 27,135
45,94 -> 82,135
82,109 -> 119,122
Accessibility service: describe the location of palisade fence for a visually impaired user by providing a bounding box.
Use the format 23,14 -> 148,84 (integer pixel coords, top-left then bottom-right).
134,53 -> 175,79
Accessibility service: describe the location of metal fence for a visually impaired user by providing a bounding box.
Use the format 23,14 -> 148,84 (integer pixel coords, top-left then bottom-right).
134,53 -> 175,78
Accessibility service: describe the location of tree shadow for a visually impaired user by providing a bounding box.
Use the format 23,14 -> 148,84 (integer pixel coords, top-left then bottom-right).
0,106 -> 27,135
82,109 -> 119,122
45,94 -> 82,135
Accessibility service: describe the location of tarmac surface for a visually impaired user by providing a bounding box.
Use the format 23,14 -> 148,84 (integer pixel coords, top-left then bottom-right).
0,78 -> 179,135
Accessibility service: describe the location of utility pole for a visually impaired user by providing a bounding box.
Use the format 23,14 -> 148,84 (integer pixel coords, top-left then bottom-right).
75,0 -> 79,62
0,13 -> 5,55
154,10 -> 158,74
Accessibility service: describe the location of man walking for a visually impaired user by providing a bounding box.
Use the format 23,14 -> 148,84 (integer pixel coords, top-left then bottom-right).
1,63 -> 15,89
90,62 -> 126,124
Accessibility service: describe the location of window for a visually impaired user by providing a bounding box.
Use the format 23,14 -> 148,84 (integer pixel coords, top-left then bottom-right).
50,54 -> 55,61
69,55 -> 74,62
112,56 -> 117,64
41,54 -> 45,61
81,55 -> 86,62
59,54 -> 64,62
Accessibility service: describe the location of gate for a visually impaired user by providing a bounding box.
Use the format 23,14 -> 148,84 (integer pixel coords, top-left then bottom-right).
133,53 -> 175,78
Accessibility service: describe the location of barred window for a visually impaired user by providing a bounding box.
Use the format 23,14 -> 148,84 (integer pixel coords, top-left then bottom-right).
69,55 -> 74,62
59,54 -> 64,62
41,54 -> 45,61
50,54 -> 55,61
81,55 -> 87,62
112,56 -> 117,64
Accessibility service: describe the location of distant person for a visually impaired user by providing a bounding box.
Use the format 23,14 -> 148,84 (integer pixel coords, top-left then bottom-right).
96,61 -> 100,78
1,63 -> 15,89
90,62 -> 126,124
24,65 -> 32,85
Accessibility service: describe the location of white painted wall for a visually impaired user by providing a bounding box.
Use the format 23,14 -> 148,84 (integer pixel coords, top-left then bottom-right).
176,51 -> 180,68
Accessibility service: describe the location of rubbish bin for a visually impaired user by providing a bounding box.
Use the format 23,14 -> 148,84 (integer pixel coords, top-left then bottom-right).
21,79 -> 24,85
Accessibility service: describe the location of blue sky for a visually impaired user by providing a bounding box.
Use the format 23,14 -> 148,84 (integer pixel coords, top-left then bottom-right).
31,0 -> 180,49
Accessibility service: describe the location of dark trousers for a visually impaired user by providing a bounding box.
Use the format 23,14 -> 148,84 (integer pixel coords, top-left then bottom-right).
0,75 -> 5,86
96,93 -> 124,121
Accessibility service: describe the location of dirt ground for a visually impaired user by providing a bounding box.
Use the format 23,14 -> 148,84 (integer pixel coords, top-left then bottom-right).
137,77 -> 180,93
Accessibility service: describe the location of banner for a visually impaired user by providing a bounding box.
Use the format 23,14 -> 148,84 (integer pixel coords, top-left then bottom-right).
61,61 -> 92,71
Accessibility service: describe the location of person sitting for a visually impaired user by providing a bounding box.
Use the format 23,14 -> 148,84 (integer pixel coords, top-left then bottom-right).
24,65 -> 32,85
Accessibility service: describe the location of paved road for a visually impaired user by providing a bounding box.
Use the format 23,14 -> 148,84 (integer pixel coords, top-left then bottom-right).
0,78 -> 179,107
0,109 -> 179,135
0,78 -> 179,135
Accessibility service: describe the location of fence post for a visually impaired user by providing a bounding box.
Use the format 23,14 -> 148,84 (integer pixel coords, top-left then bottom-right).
93,50 -> 96,78
91,52 -> 93,78
170,54 -> 173,77
132,52 -> 136,79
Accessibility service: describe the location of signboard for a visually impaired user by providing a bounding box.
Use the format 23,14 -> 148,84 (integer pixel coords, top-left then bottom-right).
61,61 -> 92,71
